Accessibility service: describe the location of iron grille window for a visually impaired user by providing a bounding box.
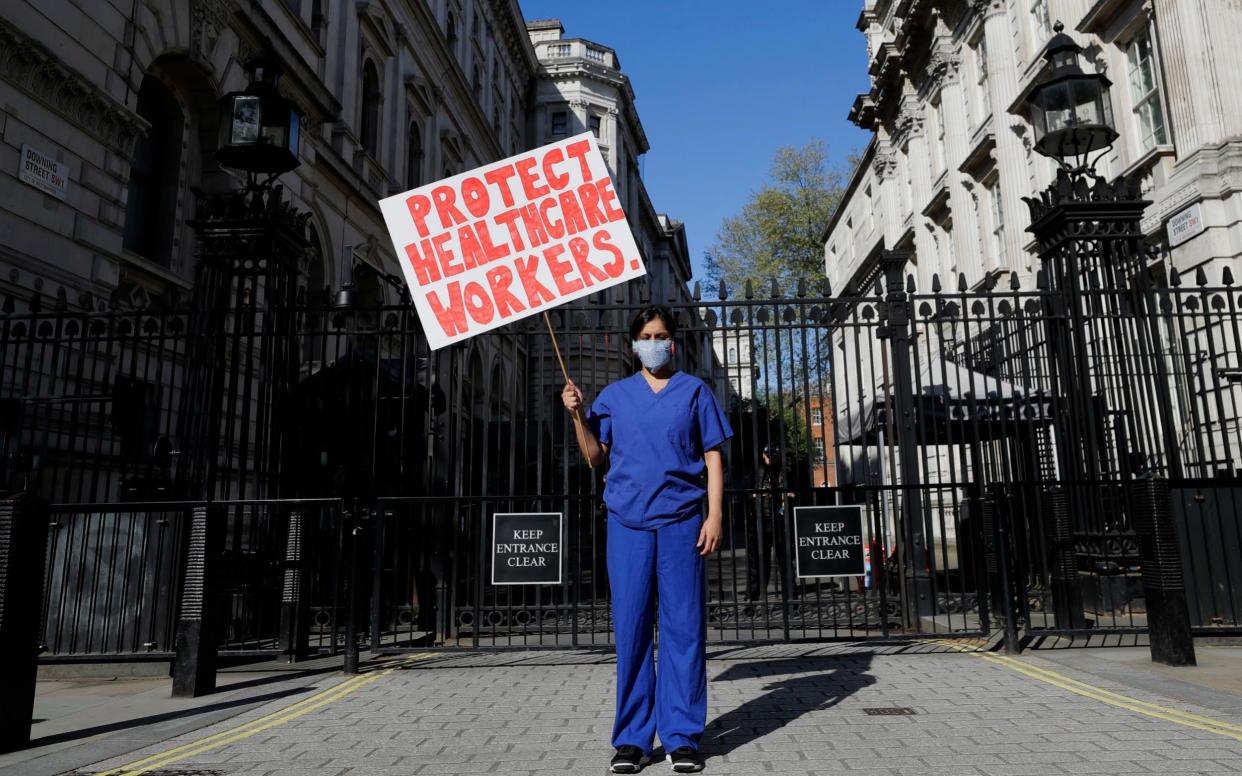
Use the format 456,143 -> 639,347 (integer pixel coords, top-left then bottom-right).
589,114 -> 602,137
1127,26 -> 1168,151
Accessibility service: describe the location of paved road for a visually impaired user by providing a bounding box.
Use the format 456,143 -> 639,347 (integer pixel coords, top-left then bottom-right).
11,643 -> 1242,776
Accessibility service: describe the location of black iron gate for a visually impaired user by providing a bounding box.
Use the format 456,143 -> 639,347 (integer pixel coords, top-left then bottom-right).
4,182 -> 1242,663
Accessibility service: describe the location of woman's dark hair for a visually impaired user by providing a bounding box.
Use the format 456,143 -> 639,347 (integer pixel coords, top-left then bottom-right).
628,305 -> 678,340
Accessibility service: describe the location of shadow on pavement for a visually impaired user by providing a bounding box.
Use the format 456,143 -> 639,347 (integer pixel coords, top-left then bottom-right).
703,654 -> 875,758
25,685 -> 314,749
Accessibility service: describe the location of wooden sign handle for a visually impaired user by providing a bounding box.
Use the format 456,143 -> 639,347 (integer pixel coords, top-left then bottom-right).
544,311 -> 594,470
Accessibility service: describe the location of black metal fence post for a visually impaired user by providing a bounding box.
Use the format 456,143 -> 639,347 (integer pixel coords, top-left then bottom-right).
981,489 -> 1021,653
1132,476 -> 1196,665
278,509 -> 308,663
882,251 -> 936,620
1046,486 -> 1088,630
343,507 -> 362,675
172,504 -> 222,697
0,492 -> 50,752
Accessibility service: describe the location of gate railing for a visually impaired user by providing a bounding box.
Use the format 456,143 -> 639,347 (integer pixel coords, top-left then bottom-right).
3,259 -> 1242,662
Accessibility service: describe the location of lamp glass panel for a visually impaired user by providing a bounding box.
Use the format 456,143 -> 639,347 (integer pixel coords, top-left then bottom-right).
230,96 -> 261,144
1042,83 -> 1073,132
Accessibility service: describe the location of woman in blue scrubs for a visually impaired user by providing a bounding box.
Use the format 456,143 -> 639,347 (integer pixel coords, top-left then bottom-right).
561,305 -> 732,774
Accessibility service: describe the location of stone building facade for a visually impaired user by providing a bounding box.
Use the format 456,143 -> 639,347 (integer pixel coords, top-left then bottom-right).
825,0 -> 1242,297
0,2 -> 699,490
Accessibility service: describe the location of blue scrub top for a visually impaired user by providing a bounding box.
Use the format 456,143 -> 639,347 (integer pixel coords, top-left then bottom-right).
587,371 -> 733,530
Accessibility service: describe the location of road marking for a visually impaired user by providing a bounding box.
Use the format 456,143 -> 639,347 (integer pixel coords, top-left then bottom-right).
96,653 -> 434,776
931,639 -> 1242,742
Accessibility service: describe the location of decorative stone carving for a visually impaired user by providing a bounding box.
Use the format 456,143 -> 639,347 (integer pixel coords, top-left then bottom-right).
971,0 -> 1005,18
925,42 -> 961,86
893,101 -> 924,146
191,0 -> 235,68
872,149 -> 898,179
0,16 -> 148,156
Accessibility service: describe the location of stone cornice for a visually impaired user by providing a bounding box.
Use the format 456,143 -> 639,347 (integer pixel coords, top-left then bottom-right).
0,15 -> 148,156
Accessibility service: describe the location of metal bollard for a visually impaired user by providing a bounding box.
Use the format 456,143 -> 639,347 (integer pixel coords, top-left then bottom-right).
1132,476 -> 1196,666
0,493 -> 51,752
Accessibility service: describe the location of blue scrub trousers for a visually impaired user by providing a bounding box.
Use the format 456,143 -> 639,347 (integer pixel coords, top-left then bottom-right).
607,513 -> 707,755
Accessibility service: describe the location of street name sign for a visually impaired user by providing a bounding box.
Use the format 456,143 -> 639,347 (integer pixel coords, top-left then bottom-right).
1167,202 -> 1205,248
793,505 -> 866,578
491,512 -> 563,585
19,144 -> 68,200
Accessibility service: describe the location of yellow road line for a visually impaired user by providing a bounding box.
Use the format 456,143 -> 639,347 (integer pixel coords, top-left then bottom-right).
930,639 -> 1242,742
98,653 -> 434,776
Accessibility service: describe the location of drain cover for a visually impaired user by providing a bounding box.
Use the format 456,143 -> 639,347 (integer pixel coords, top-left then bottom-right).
862,707 -> 916,716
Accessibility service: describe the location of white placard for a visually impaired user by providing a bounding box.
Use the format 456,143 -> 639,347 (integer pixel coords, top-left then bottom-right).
379,133 -> 646,349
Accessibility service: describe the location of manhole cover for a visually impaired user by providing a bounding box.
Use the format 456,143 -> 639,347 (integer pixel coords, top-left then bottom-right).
862,707 -> 916,716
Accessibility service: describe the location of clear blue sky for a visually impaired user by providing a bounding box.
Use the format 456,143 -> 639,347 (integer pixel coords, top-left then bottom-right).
519,0 -> 871,284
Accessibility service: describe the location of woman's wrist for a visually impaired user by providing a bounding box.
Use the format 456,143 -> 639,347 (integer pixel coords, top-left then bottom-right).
706,512 -> 722,523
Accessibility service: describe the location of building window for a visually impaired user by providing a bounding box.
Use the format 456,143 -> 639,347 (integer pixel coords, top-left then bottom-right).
589,114 -> 602,137
446,11 -> 457,47
123,76 -> 183,266
1127,26 -> 1168,151
1030,0 -> 1052,49
551,110 -> 568,136
360,60 -> 381,156
813,438 -> 826,464
972,37 -> 990,127
471,64 -> 481,99
812,406 -> 823,426
727,347 -> 737,362
311,0 -> 328,42
987,179 -> 1006,266
931,99 -> 945,176
406,121 -> 423,189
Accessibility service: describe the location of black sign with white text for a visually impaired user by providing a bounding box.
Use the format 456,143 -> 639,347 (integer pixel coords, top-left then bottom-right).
491,513 -> 563,585
793,506 -> 866,578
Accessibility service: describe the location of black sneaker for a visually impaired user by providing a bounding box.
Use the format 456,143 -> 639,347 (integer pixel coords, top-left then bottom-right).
610,745 -> 650,773
667,746 -> 704,773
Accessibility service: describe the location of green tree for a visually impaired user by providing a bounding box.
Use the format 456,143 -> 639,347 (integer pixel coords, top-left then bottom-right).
703,140 -> 852,295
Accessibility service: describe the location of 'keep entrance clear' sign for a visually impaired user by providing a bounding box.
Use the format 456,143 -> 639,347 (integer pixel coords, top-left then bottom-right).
793,505 -> 866,578
491,513 -> 563,585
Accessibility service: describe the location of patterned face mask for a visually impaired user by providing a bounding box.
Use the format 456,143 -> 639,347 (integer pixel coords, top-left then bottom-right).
632,339 -> 674,371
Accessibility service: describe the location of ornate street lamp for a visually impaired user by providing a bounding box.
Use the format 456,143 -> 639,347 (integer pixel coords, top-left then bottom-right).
1023,22 -> 1117,171
217,49 -> 302,176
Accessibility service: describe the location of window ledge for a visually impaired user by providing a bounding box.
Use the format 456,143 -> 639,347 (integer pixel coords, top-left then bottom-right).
119,249 -> 193,290
1120,143 -> 1175,182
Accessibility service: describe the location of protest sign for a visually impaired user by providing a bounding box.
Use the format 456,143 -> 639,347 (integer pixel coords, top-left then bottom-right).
491,512 -> 563,585
793,505 -> 866,578
379,133 -> 646,349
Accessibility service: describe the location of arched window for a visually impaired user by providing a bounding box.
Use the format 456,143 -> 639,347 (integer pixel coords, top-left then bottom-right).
123,76 -> 183,266
405,121 -> 423,189
360,61 -> 380,156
